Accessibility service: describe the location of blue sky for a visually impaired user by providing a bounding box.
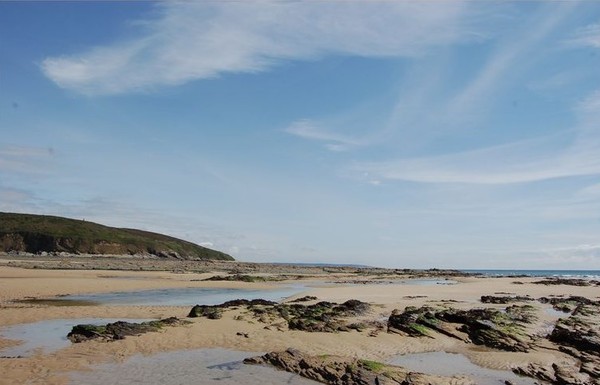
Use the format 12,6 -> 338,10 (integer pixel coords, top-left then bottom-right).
1,1 -> 600,269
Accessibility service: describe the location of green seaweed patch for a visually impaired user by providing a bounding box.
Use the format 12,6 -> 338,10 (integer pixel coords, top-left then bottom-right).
358,359 -> 385,372
408,322 -> 430,336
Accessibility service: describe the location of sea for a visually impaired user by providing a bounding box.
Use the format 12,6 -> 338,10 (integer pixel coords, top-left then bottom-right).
461,269 -> 600,279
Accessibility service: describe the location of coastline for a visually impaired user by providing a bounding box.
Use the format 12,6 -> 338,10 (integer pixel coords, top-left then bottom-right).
0,256 -> 598,385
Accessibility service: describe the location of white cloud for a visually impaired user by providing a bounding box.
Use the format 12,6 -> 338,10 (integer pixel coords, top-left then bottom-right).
41,1 -> 482,95
578,90 -> 600,113
0,145 -> 55,174
567,21 -> 600,48
355,128 -> 600,184
444,2 -> 576,122
355,81 -> 600,186
539,244 -> 600,262
284,119 -> 365,151
576,182 -> 600,199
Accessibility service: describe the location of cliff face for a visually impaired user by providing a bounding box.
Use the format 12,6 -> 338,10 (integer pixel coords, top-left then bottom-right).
0,212 -> 234,261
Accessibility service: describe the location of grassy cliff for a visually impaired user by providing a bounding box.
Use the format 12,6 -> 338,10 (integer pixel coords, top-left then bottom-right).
0,212 -> 234,260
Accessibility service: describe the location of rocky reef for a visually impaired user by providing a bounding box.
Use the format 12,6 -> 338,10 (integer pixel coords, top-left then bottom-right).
480,295 -> 533,304
533,278 -> 600,287
188,299 -> 277,319
244,348 -> 472,385
188,298 -> 372,333
549,303 -> 600,381
387,305 -> 537,352
67,317 -> 188,342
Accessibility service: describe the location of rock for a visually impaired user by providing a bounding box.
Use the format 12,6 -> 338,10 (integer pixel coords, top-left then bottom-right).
513,303 -> 600,384
188,299 -> 277,318
513,362 -> 596,385
480,295 -> 533,304
291,296 -> 318,302
546,303 -> 600,383
553,363 -> 591,385
513,363 -> 556,383
538,296 -> 597,314
387,305 -> 536,352
201,274 -> 278,282
533,278 -> 599,287
283,300 -> 371,332
244,349 -> 473,385
67,317 -> 187,343
549,304 -> 600,354
188,298 -> 372,333
388,306 -> 437,337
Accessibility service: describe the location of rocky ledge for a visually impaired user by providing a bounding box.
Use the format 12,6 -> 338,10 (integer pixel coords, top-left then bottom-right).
189,298 -> 373,333
244,348 -> 473,385
532,278 -> 600,287
387,305 -> 537,352
67,317 -> 188,342
480,295 -> 533,304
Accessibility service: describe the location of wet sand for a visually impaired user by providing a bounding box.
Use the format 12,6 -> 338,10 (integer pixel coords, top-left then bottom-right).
0,260 -> 598,385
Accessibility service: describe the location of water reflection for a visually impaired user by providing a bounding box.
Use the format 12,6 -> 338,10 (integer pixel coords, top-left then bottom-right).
69,348 -> 319,385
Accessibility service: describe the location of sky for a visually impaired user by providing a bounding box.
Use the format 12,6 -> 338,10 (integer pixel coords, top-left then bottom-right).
1,1 -> 600,269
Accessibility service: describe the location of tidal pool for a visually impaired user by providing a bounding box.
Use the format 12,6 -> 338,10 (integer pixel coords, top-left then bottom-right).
389,351 -> 538,385
61,285 -> 307,306
0,318 -> 150,357
69,348 -> 319,385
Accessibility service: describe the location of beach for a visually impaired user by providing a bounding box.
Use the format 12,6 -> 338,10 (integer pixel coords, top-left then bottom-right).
0,256 -> 598,385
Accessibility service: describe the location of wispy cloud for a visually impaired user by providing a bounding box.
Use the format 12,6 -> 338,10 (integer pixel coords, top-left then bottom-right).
41,1 -> 482,95
443,2 -> 576,123
355,120 -> 600,185
578,89 -> 600,113
0,144 -> 55,174
284,119 -> 366,152
567,20 -> 600,48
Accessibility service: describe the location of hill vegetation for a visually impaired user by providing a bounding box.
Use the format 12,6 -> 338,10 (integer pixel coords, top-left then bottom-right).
0,212 -> 234,260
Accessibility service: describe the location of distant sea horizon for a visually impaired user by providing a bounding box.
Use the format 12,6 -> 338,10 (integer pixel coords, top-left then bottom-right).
460,269 -> 600,279
269,263 -> 600,279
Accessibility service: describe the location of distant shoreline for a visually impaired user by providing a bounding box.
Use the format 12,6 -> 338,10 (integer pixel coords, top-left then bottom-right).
1,253 -> 598,278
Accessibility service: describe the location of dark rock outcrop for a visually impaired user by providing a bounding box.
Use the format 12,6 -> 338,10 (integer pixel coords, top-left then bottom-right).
244,348 -> 472,385
533,278 -> 599,287
201,274 -> 280,282
538,296 -> 597,314
67,317 -> 187,342
480,295 -> 533,304
549,304 -> 600,354
188,299 -> 277,318
188,298 -> 371,333
388,305 -> 537,352
291,296 -> 318,302
514,302 -> 600,384
513,362 -> 593,385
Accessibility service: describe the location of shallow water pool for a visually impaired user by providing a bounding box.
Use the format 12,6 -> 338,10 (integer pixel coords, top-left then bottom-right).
388,351 -> 538,385
0,318 -> 150,357
69,348 -> 319,385
62,285 -> 307,306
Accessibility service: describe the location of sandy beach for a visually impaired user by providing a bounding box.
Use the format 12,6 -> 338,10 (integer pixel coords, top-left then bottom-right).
1,259 -> 598,385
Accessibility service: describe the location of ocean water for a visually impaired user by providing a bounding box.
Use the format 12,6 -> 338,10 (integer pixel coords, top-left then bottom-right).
461,269 -> 600,279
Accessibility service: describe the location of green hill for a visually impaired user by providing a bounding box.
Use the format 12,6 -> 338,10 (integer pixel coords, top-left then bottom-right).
0,212 -> 234,260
